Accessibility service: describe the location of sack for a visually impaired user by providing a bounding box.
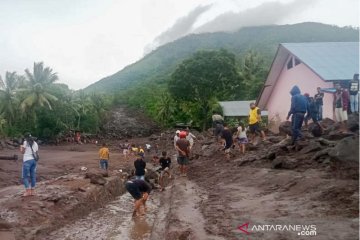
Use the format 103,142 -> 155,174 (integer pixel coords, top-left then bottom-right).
33,152 -> 40,162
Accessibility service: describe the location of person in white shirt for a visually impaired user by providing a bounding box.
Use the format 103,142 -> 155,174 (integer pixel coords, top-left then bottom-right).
185,127 -> 196,149
20,133 -> 39,197
173,130 -> 180,149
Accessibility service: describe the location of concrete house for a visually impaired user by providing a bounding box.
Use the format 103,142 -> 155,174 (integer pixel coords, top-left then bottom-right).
257,42 -> 359,133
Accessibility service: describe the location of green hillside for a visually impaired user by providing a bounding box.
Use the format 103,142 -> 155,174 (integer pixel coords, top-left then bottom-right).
84,22 -> 359,93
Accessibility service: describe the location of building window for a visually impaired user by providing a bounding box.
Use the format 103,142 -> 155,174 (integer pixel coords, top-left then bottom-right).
287,58 -> 293,70
294,57 -> 301,66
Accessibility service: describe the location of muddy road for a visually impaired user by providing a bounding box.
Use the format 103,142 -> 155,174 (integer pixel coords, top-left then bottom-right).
0,131 -> 359,240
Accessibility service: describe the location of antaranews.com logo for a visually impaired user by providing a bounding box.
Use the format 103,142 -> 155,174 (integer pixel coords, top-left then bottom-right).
238,222 -> 317,237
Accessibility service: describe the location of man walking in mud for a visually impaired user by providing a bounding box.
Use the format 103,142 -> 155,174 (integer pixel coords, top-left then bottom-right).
175,131 -> 190,177
99,142 -> 110,171
125,179 -> 152,217
248,102 -> 266,144
286,85 -> 308,145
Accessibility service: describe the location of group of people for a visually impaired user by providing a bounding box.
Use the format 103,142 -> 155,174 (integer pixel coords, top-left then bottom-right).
212,102 -> 267,159
20,74 -> 359,215
287,74 -> 359,145
125,128 -> 197,216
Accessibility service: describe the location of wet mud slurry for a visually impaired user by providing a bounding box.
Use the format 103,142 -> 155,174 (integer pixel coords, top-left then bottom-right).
47,173 -> 221,240
49,193 -> 155,240
0,128 -> 359,240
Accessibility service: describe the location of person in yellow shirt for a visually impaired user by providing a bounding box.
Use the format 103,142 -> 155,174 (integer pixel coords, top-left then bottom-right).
99,142 -> 110,170
248,102 -> 266,143
138,146 -> 145,159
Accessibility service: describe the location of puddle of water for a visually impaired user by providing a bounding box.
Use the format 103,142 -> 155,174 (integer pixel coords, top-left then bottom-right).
48,192 -> 160,240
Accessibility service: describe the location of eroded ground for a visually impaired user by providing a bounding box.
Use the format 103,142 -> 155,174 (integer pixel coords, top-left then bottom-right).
0,132 -> 359,240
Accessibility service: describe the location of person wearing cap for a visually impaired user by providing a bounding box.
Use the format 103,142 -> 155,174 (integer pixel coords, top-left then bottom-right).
175,131 -> 190,177
125,179 -> 152,217
20,133 -> 39,197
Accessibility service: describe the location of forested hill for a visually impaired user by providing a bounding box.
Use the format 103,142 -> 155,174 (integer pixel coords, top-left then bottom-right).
84,22 -> 359,93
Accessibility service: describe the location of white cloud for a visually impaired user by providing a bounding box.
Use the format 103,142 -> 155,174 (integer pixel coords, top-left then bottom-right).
0,0 -> 358,90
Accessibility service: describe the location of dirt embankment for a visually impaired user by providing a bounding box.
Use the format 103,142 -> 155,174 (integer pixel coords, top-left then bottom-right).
182,119 -> 359,240
0,143 -> 135,240
0,116 -> 359,240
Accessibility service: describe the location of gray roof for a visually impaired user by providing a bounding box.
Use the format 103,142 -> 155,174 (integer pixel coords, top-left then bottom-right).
282,42 -> 359,81
219,101 -> 268,117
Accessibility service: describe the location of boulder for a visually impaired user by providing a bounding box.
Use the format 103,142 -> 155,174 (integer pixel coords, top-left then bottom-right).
326,130 -> 354,141
299,141 -> 322,154
311,148 -> 331,161
321,118 -> 335,129
308,124 -> 322,137
279,121 -> 292,136
272,157 -> 283,169
347,114 -> 359,132
201,145 -> 218,157
267,136 -> 283,144
85,172 -> 107,185
328,136 -> 359,162
271,156 -> 298,169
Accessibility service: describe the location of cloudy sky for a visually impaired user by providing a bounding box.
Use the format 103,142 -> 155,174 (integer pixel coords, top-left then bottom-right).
0,0 -> 358,90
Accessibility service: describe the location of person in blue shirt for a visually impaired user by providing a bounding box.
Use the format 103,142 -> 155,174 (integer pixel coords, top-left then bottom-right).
286,85 -> 308,145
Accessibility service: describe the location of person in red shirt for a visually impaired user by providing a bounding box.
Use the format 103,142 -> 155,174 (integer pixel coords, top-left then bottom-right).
175,131 -> 190,177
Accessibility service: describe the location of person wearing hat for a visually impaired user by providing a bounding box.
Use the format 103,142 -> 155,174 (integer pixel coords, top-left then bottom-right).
20,133 -> 39,196
175,131 -> 190,177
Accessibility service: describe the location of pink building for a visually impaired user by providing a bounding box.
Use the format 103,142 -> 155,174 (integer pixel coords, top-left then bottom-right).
257,42 -> 359,133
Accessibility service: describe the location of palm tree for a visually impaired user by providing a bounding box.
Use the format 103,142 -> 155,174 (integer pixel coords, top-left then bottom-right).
156,92 -> 175,126
20,62 -> 59,111
0,72 -> 20,127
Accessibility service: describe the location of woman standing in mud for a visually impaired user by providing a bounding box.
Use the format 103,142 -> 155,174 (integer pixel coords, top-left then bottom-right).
20,133 -> 39,197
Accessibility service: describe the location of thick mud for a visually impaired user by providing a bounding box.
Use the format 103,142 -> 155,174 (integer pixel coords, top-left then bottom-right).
49,193 -> 155,240
0,130 -> 359,240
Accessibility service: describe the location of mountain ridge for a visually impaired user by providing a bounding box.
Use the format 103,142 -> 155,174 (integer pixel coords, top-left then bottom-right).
84,22 -> 359,93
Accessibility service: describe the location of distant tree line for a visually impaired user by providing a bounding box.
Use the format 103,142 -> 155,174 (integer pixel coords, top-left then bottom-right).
115,49 -> 268,130
0,62 -> 112,139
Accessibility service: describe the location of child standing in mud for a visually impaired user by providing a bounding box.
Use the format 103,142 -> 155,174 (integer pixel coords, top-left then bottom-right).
99,142 -> 110,171
235,124 -> 248,154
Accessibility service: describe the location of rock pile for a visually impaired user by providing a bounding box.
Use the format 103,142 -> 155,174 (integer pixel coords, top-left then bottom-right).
193,115 -> 359,179
101,107 -> 160,139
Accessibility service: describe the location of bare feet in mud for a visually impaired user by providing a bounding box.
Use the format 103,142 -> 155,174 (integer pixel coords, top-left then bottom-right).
22,189 -> 31,197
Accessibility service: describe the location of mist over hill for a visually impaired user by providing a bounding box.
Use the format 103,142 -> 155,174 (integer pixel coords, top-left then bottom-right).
84,22 -> 359,94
